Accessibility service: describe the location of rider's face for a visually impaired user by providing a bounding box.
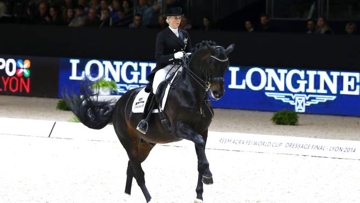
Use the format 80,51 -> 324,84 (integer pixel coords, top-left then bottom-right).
167,16 -> 182,29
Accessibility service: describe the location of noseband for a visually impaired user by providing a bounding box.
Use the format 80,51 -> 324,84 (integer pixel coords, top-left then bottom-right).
185,53 -> 229,92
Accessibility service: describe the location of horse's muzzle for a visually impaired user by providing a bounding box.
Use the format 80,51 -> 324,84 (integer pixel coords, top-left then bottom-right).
210,89 -> 224,100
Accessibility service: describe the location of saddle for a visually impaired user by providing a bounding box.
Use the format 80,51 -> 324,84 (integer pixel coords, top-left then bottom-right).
135,71 -> 182,134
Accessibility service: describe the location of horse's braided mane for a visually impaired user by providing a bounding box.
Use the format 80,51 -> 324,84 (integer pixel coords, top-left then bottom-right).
191,40 -> 218,53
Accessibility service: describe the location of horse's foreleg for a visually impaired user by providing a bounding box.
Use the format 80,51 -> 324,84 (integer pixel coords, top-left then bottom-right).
177,122 -> 212,201
194,131 -> 211,201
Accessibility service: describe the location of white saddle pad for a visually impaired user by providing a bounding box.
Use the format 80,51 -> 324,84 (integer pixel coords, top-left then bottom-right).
132,69 -> 181,114
132,87 -> 169,114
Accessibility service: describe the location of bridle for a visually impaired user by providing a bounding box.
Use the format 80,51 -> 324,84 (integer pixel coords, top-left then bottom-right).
183,50 -> 229,92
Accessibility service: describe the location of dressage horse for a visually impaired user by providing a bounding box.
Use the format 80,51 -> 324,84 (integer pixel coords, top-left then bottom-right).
63,41 -> 234,203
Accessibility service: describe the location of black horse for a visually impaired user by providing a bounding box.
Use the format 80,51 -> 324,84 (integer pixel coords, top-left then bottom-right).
63,41 -> 234,203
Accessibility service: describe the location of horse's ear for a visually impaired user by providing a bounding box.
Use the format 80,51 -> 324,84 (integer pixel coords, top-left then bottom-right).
225,44 -> 235,56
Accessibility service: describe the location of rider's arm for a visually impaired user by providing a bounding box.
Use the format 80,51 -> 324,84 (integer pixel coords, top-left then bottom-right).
155,32 -> 177,64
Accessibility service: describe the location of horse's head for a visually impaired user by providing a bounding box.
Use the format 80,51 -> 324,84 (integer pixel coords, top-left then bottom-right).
189,41 -> 234,100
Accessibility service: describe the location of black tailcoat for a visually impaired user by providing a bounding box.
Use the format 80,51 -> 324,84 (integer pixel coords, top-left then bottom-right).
146,27 -> 192,83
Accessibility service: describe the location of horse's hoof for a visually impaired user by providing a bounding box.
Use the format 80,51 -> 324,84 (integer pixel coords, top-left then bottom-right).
121,193 -> 131,202
202,175 -> 213,185
194,198 -> 203,203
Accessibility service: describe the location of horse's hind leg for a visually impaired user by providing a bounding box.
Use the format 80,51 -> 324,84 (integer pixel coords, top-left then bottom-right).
122,137 -> 155,203
125,160 -> 134,195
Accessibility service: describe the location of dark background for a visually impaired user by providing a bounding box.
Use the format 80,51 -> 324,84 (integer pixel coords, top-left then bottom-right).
1,23 -> 359,70
0,24 -> 359,97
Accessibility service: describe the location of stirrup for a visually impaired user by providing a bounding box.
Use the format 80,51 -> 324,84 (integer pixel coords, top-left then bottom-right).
136,119 -> 148,134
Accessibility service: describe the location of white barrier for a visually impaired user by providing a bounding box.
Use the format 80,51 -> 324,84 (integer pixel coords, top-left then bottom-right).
0,117 -> 55,138
207,132 -> 360,160
1,117 -> 360,160
50,121 -> 119,143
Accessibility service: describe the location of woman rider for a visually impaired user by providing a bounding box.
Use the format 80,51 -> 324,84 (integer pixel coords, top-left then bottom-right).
137,7 -> 193,134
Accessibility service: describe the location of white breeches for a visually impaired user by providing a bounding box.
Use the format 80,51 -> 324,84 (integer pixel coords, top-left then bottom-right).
152,64 -> 182,94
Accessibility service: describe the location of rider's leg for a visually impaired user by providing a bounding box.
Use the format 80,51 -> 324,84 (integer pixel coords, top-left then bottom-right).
137,65 -> 176,134
136,67 -> 170,134
136,93 -> 156,134
152,66 -> 171,95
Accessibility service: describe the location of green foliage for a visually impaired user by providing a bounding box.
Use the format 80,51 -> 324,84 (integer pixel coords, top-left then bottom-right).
91,78 -> 118,93
56,99 -> 70,111
69,116 -> 80,122
271,110 -> 299,125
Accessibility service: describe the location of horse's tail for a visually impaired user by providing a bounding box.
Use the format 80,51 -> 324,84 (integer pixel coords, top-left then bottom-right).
62,79 -> 116,130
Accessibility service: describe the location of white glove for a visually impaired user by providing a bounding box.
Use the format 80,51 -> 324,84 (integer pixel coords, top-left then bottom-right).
174,51 -> 184,59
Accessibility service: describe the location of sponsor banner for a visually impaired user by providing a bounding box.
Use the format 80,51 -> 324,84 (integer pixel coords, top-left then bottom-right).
215,66 -> 360,116
0,56 -> 31,95
0,55 -> 59,97
58,58 -> 155,97
58,57 -> 360,116
207,132 -> 360,160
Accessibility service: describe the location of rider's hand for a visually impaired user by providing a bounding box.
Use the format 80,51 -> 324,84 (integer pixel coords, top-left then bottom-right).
174,51 -> 184,59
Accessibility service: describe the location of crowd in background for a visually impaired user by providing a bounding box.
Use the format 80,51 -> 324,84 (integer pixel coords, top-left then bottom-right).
0,0 -> 198,29
245,14 -> 358,35
0,0 -> 358,35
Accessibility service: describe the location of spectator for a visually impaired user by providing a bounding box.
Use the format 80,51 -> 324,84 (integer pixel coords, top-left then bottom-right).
245,20 -> 254,32
85,7 -> 100,27
68,5 -> 86,27
345,22 -> 357,35
89,0 -> 100,11
62,7 -> 74,25
46,6 -> 63,25
129,13 -> 144,28
64,0 -> 74,8
315,16 -> 333,34
151,0 -> 161,13
114,8 -> 130,27
32,1 -> 50,24
148,14 -> 166,29
60,0 -> 74,19
306,19 -> 315,34
98,0 -> 108,17
77,0 -> 89,14
122,0 -> 133,15
134,0 -> 153,27
120,0 -> 133,26
99,8 -> 112,27
202,16 -> 215,31
109,0 -> 121,21
179,15 -> 192,30
257,14 -> 276,32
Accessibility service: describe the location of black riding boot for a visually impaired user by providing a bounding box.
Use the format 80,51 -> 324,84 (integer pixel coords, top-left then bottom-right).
136,93 -> 155,134
144,82 -> 152,93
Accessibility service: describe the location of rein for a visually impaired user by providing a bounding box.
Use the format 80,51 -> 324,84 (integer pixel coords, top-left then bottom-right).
183,53 -> 229,92
210,55 -> 229,62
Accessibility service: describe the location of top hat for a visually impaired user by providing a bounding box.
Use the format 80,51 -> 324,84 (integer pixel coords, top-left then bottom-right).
165,7 -> 183,16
